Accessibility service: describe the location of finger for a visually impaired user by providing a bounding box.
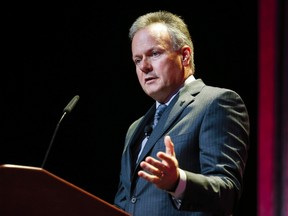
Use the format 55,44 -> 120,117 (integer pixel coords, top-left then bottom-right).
164,135 -> 175,156
138,162 -> 163,181
145,155 -> 168,173
140,160 -> 163,176
140,160 -> 157,172
138,170 -> 163,184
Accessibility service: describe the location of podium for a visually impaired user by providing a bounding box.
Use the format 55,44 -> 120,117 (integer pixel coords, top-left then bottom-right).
0,164 -> 130,216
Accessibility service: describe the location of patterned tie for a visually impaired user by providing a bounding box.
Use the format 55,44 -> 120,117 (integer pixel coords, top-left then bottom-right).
153,104 -> 167,128
134,104 -> 167,164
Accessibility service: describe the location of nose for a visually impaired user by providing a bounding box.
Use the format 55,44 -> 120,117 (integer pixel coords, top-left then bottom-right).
139,58 -> 152,73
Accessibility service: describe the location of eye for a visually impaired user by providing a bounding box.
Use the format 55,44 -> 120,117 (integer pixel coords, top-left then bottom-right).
134,58 -> 141,65
152,50 -> 160,57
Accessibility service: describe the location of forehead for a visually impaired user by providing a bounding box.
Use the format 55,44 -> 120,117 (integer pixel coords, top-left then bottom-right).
146,23 -> 169,35
134,23 -> 169,41
132,23 -> 171,51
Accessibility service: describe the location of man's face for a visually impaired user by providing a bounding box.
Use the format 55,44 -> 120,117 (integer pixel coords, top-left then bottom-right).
131,23 -> 185,103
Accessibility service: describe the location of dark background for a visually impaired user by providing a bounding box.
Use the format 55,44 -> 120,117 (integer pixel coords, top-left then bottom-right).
2,1 -> 257,215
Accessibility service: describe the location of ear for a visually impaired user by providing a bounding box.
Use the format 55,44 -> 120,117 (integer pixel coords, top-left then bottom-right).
181,46 -> 191,65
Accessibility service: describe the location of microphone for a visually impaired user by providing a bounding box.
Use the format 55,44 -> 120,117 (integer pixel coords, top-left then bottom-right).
41,95 -> 80,168
63,95 -> 80,114
144,125 -> 153,137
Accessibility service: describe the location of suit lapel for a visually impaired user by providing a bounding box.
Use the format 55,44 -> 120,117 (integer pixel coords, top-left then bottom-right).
127,105 -> 155,177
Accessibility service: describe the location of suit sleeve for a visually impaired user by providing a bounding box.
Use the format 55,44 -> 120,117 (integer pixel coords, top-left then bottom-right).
179,89 -> 250,215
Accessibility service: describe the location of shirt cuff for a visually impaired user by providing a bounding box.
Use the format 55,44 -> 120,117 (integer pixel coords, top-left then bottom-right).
169,168 -> 186,199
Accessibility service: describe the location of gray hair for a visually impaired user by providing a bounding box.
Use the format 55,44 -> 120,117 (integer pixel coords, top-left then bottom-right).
129,11 -> 195,71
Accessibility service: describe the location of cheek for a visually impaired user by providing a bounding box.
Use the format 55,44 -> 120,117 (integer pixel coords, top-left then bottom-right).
136,69 -> 141,78
136,70 -> 144,83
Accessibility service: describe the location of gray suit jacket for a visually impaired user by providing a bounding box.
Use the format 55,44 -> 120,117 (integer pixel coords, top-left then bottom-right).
114,79 -> 250,216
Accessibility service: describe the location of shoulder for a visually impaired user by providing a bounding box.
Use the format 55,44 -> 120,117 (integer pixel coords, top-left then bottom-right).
127,117 -> 142,134
198,82 -> 243,102
188,82 -> 247,112
186,79 -> 241,97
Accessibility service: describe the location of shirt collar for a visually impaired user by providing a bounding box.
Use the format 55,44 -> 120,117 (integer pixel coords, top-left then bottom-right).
156,75 -> 195,108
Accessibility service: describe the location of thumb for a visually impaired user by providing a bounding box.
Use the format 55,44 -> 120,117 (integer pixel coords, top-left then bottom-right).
164,135 -> 175,156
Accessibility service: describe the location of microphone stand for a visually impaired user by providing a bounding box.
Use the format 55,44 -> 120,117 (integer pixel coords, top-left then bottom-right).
41,112 -> 67,169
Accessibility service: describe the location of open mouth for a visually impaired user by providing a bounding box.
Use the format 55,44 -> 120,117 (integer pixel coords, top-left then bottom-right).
145,76 -> 157,83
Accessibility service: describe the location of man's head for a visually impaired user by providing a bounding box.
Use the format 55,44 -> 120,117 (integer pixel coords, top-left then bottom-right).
129,11 -> 194,103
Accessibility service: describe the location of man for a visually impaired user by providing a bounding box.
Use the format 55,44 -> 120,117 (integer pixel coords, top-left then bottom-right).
114,10 -> 250,216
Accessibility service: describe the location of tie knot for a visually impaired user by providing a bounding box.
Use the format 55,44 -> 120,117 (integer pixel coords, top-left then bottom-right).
153,104 -> 167,128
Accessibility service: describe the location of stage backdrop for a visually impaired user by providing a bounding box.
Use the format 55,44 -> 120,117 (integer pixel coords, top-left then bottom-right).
2,1 -> 258,215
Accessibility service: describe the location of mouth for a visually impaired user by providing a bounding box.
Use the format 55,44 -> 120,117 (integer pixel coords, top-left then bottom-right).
145,76 -> 157,83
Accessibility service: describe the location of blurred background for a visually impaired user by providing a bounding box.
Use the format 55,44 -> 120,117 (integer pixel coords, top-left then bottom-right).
1,1 -> 263,215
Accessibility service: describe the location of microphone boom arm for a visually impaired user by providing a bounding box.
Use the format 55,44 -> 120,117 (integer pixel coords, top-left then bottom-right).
41,95 -> 80,168
41,112 -> 67,168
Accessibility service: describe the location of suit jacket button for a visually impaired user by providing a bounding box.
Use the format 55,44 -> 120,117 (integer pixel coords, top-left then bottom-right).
131,196 -> 137,203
